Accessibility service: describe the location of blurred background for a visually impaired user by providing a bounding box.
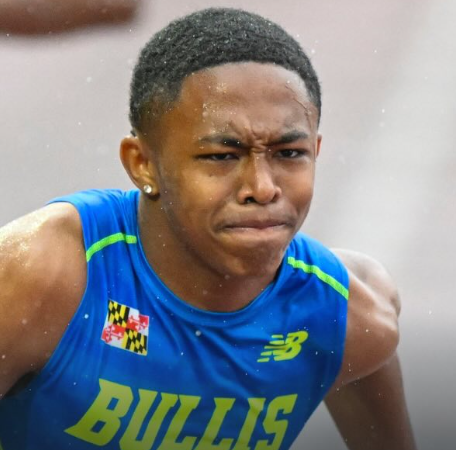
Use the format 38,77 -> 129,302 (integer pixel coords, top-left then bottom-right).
1,1 -> 455,449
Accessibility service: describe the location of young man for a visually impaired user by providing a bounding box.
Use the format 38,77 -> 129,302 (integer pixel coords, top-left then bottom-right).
0,8 -> 417,450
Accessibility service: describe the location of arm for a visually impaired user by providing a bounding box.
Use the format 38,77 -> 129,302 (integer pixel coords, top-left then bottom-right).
0,203 -> 86,398
325,249 -> 417,450
326,353 -> 416,450
0,0 -> 140,34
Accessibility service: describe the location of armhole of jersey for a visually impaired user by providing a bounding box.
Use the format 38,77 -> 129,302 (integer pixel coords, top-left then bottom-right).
328,250 -> 349,384
290,234 -> 350,393
0,196 -> 95,408
47,193 -> 97,256
30,196 -> 95,379
47,195 -> 94,308
319,253 -> 349,404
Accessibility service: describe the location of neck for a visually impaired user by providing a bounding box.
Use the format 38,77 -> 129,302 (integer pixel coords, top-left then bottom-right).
138,196 -> 276,312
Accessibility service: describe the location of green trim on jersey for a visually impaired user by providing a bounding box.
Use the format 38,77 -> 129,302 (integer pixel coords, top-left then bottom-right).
287,256 -> 349,300
86,233 -> 138,262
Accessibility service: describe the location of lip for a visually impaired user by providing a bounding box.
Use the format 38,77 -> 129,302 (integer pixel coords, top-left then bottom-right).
224,219 -> 288,230
223,225 -> 288,235
217,223 -> 291,251
219,220 -> 292,244
215,213 -> 296,247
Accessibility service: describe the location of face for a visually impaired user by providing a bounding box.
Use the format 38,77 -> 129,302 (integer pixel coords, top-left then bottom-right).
138,62 -> 321,279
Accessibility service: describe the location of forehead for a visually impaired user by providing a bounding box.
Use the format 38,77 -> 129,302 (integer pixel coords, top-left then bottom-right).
165,62 -> 318,137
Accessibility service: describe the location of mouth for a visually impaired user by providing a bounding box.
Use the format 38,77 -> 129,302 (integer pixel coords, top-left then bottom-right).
224,219 -> 288,230
218,219 -> 293,244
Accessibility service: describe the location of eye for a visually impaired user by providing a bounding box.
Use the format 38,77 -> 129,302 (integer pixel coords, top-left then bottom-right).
277,149 -> 306,158
200,153 -> 237,161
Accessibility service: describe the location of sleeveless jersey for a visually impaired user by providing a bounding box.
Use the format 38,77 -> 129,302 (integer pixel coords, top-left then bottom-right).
0,189 -> 349,450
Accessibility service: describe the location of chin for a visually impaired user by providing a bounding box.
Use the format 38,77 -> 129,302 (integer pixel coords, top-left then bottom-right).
222,247 -> 286,279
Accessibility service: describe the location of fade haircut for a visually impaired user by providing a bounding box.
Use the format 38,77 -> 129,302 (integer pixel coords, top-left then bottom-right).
129,8 -> 321,133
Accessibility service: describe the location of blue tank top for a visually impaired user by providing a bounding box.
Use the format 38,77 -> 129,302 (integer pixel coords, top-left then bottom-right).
0,189 -> 348,450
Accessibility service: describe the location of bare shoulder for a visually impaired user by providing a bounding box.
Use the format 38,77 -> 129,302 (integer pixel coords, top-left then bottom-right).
0,203 -> 86,397
332,249 -> 401,386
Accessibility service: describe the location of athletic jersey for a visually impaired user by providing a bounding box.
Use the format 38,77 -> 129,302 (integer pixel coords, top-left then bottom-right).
0,189 -> 349,450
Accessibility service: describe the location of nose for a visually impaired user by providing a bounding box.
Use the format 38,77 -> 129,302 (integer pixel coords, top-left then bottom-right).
236,154 -> 282,205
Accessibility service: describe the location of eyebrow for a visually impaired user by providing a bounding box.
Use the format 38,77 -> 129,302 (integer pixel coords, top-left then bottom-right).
199,135 -> 248,149
270,131 -> 309,145
198,130 -> 309,148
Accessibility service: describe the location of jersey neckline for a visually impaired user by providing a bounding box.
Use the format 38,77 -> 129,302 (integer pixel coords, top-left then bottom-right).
129,190 -> 289,328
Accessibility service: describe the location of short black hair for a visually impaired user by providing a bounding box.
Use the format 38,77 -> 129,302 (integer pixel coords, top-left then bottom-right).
129,8 -> 321,133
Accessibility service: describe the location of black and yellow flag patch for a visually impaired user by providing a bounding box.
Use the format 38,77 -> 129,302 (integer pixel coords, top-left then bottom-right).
101,300 -> 149,356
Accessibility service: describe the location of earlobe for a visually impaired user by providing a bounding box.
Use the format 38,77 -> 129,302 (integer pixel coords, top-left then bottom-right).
119,135 -> 159,195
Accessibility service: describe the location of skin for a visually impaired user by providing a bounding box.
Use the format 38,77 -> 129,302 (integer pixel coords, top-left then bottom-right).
0,62 -> 416,449
121,63 -> 321,312
0,0 -> 140,34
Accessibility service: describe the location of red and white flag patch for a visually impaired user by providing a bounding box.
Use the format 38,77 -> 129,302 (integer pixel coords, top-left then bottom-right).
101,299 -> 149,356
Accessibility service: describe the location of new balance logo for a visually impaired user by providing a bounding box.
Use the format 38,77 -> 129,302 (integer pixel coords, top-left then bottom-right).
257,331 -> 309,362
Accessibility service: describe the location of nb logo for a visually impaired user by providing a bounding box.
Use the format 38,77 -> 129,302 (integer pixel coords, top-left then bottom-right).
257,331 -> 309,363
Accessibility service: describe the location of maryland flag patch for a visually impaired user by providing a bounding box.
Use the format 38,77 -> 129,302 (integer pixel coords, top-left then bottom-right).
101,300 -> 149,356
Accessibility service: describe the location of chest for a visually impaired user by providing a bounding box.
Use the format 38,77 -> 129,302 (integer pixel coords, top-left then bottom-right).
3,263 -> 344,450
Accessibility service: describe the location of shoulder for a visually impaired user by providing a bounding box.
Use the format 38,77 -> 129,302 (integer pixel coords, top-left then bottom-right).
287,233 -> 350,297
0,202 -> 85,290
332,249 -> 401,386
0,203 -> 86,396
0,202 -> 85,281
290,232 -> 349,275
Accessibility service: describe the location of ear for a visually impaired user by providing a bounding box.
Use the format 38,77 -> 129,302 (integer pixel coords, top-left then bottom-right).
315,134 -> 322,159
120,135 -> 159,195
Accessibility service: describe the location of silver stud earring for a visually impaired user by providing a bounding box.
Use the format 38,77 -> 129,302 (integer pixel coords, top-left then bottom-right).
143,184 -> 153,194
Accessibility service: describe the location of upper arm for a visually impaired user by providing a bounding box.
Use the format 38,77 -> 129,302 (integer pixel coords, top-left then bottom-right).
0,203 -> 86,398
325,352 -> 417,450
332,249 -> 401,386
323,251 -> 416,449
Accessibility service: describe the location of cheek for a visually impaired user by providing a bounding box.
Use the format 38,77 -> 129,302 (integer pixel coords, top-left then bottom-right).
282,171 -> 315,203
177,170 -> 233,209
160,172 -> 228,227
